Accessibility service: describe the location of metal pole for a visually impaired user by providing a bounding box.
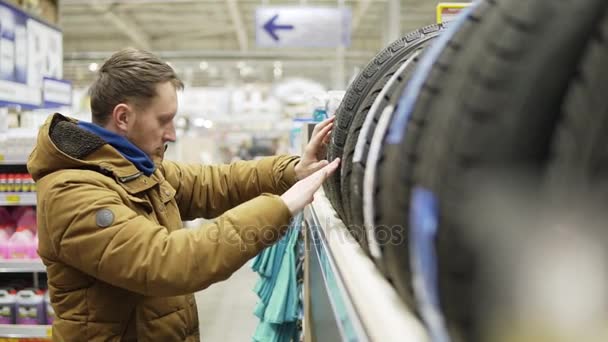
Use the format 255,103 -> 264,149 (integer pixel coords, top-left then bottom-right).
33,272 -> 39,289
334,0 -> 346,90
386,0 -> 401,45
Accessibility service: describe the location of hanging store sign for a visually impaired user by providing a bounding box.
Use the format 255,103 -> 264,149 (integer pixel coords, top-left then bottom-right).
256,7 -> 352,48
0,0 -> 63,108
0,79 -> 41,107
43,77 -> 72,108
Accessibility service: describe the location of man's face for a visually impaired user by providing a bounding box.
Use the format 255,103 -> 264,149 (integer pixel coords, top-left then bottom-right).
126,81 -> 177,164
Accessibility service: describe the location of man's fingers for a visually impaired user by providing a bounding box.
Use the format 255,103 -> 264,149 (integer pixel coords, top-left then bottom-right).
325,157 -> 340,176
322,130 -> 332,144
311,116 -> 335,136
307,123 -> 333,152
307,158 -> 339,189
317,116 -> 335,129
317,158 -> 340,181
312,160 -> 329,170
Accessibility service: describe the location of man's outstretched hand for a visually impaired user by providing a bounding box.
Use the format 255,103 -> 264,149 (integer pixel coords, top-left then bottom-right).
294,116 -> 334,180
282,158 -> 340,215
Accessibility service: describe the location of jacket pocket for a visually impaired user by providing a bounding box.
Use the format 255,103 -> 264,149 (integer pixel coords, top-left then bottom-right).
159,180 -> 176,205
53,317 -> 125,342
125,194 -> 153,215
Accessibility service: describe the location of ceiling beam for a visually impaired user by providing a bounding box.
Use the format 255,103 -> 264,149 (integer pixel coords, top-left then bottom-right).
90,2 -> 152,50
152,28 -> 235,43
63,0 -> 204,5
225,0 -> 248,51
65,49 -> 374,61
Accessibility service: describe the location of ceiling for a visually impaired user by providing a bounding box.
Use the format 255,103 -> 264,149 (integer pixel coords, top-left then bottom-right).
59,0 -> 443,89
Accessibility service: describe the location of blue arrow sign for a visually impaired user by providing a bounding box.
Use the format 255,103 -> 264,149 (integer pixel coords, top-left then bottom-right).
256,7 -> 351,48
263,14 -> 294,41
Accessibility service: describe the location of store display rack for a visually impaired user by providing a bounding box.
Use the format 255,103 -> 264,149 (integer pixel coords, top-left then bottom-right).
303,190 -> 429,342
0,148 -> 49,340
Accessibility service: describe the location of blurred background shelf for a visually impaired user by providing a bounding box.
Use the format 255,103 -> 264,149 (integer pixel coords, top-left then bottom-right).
0,324 -> 51,338
0,193 -> 36,206
0,157 -> 28,165
0,260 -> 45,273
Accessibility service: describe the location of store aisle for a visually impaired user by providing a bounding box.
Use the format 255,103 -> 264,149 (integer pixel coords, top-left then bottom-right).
196,264 -> 259,341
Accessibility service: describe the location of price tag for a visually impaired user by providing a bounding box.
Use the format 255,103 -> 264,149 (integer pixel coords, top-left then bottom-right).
0,154 -> 4,161
5,194 -> 20,204
436,2 -> 471,24
47,326 -> 53,337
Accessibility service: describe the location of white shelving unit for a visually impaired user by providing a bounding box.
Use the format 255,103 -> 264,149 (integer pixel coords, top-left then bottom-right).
0,260 -> 45,273
0,192 -> 36,206
0,324 -> 51,338
0,137 -> 48,340
0,157 -> 29,165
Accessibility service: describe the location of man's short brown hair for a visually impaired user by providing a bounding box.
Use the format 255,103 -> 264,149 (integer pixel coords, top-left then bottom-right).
89,48 -> 184,125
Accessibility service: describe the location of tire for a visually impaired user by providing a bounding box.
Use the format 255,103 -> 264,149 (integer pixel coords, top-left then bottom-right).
480,17 -> 608,339
340,26 -> 446,229
379,0 -> 608,339
348,51 -> 424,258
372,1 -> 495,313
324,24 -> 446,223
545,14 -> 608,193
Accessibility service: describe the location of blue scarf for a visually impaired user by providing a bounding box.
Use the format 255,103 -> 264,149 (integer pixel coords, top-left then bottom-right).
78,121 -> 156,176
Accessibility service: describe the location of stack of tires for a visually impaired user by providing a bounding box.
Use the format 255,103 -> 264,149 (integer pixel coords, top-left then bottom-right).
324,0 -> 608,340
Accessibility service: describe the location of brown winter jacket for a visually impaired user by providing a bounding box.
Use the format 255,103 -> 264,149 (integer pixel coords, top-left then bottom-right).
27,114 -> 299,341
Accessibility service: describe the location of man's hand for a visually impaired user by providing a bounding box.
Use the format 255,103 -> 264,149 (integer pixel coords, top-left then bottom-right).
282,158 -> 340,215
294,116 -> 335,180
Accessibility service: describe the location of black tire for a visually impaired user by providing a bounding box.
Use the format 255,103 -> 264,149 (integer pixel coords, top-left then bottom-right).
348,51 -> 424,258
324,24 -> 445,223
372,2 -> 496,312
340,26 -> 446,229
379,0 -> 608,339
545,14 -> 608,193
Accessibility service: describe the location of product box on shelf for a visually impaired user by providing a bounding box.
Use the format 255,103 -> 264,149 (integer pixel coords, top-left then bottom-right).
0,129 -> 37,162
0,174 -> 35,193
15,290 -> 45,325
0,290 -> 15,324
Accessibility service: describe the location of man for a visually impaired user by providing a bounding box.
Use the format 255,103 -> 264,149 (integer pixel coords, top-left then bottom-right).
27,48 -> 339,341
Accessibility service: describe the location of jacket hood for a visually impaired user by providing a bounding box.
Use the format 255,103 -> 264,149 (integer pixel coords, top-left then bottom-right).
28,113 -> 143,182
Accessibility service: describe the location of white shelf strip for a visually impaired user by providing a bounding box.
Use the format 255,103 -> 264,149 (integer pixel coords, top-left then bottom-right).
0,192 -> 36,206
0,259 -> 45,273
0,156 -> 28,165
307,190 -> 429,342
0,324 -> 52,338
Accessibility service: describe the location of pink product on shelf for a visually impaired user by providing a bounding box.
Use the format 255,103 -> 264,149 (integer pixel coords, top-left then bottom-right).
11,207 -> 26,222
16,208 -> 37,234
15,290 -> 45,325
0,207 -> 15,233
11,206 -> 32,223
32,234 -> 39,259
0,289 -> 16,324
0,229 -> 10,259
7,227 -> 36,260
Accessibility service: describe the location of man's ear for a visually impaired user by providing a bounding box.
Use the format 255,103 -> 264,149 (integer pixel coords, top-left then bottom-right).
112,103 -> 131,133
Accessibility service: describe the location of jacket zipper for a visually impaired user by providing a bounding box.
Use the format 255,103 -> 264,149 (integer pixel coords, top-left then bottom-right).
118,172 -> 143,183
